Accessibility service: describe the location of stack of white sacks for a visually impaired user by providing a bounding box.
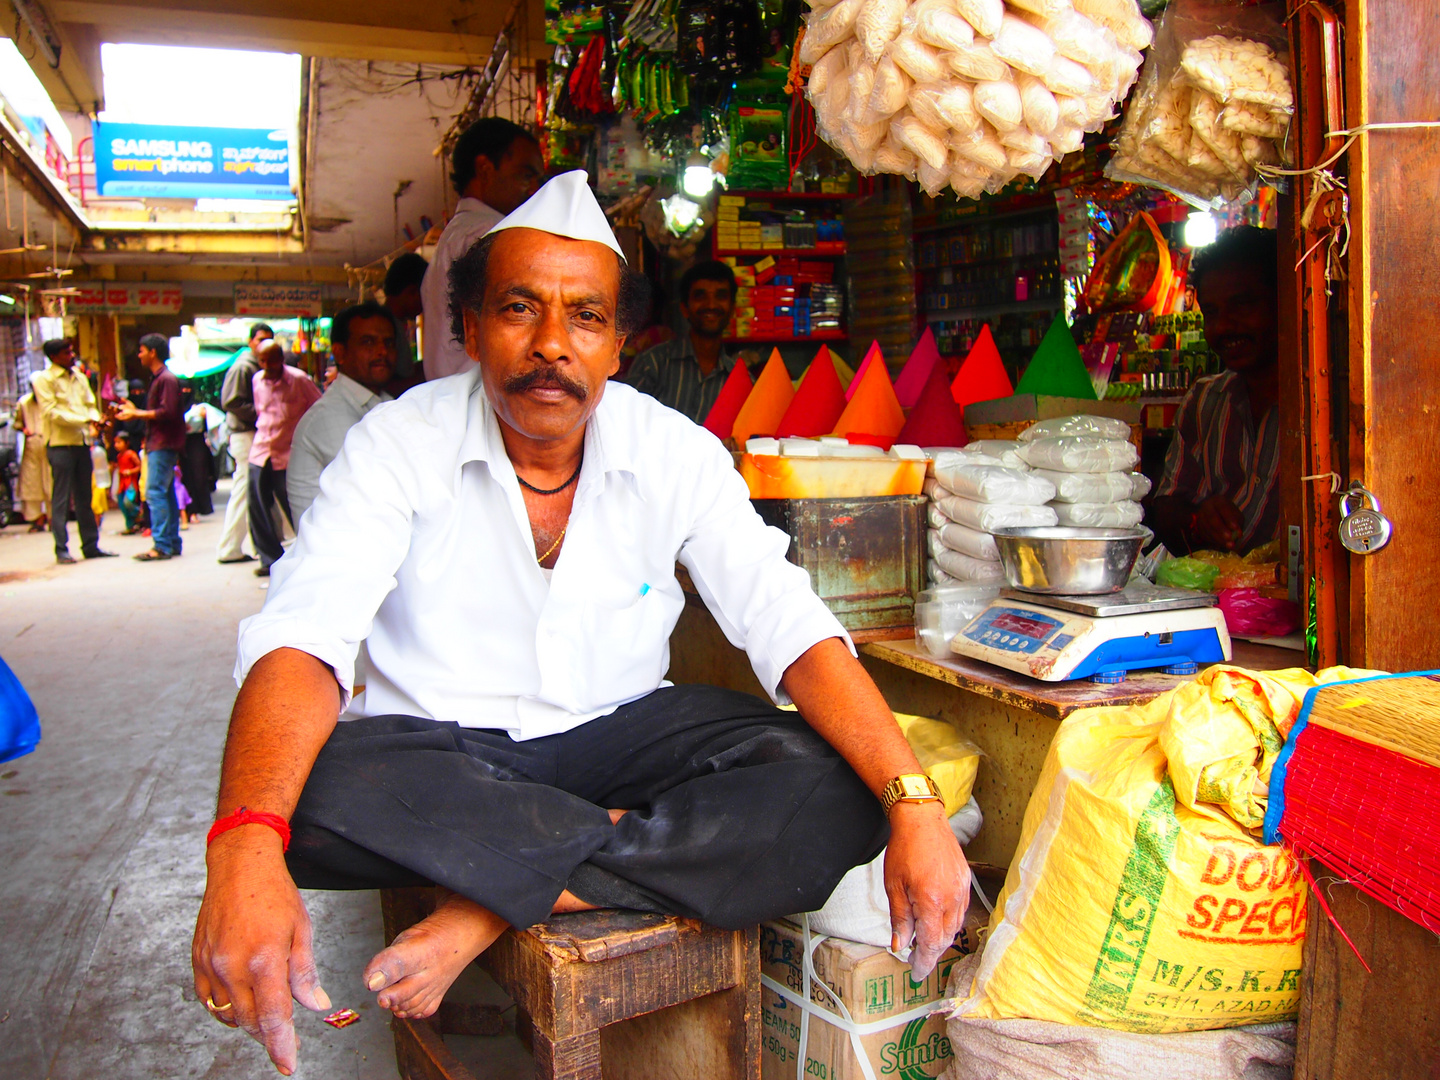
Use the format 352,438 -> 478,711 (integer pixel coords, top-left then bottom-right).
925,440 -> 1057,585
925,416 -> 1150,586
1015,414 -> 1150,525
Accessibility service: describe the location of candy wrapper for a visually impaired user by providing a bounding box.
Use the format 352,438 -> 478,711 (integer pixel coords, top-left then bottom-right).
1105,0 -> 1291,208
322,1008 -> 362,1029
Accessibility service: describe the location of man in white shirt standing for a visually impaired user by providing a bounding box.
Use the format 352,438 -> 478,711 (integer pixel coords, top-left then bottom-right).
285,302 -> 396,522
192,173 -> 968,1076
420,117 -> 544,382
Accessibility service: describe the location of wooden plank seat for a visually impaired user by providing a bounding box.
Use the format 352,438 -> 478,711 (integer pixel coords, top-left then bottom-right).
380,887 -> 761,1080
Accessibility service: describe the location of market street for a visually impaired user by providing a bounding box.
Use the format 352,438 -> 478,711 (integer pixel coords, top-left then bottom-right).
0,483 -> 526,1080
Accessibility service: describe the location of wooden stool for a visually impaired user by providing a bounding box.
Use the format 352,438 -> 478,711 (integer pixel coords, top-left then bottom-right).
380,888 -> 761,1080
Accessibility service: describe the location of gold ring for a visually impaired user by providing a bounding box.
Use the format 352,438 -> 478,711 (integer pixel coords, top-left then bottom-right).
206,996 -> 234,1013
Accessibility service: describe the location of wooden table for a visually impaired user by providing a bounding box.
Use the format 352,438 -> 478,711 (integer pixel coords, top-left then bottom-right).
667,596 -> 1303,866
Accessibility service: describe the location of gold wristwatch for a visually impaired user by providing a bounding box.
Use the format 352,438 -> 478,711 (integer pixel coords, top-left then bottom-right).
880,773 -> 943,814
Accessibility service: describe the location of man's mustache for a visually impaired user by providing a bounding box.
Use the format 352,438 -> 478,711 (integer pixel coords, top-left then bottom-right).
504,366 -> 589,402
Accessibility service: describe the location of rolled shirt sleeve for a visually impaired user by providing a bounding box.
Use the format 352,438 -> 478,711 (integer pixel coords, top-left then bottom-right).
234,409 -> 417,707
677,432 -> 852,703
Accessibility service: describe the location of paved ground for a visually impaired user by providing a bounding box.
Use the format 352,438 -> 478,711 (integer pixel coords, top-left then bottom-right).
0,483 -> 528,1079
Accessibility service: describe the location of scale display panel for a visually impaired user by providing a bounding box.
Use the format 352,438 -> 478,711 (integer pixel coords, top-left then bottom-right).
961,606 -> 1065,655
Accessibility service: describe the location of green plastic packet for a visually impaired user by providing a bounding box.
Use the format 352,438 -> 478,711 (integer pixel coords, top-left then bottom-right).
1155,556 -> 1220,592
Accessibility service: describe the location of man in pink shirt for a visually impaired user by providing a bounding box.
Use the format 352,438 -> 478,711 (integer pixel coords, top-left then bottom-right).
248,340 -> 321,577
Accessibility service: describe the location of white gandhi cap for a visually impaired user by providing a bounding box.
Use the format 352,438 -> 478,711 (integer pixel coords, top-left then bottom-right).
483,169 -> 626,262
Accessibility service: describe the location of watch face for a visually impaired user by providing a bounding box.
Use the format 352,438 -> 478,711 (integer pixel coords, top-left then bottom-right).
900,775 -> 931,797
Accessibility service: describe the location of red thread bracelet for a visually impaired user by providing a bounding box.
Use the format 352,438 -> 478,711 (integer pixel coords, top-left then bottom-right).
207,806 -> 292,851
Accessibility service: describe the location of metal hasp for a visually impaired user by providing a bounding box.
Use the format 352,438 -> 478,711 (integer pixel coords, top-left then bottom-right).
752,495 -> 925,634
1337,482 -> 1393,555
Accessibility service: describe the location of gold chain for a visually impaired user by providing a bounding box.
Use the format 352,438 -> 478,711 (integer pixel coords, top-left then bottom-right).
537,524 -> 567,565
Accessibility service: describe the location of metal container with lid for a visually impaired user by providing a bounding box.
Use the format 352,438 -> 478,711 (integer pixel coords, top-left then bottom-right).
991,526 -> 1149,596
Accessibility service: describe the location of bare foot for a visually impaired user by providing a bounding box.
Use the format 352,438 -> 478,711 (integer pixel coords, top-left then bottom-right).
364,888 -> 508,1019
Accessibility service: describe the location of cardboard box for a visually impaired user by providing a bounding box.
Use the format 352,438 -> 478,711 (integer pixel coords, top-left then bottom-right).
962,394 -> 1142,427
761,920 -> 961,1080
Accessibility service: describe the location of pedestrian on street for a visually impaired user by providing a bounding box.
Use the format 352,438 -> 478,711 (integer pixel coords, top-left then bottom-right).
114,432 -> 141,533
116,333 -> 187,561
215,323 -> 273,564
30,338 -> 115,564
14,374 -> 50,531
247,340 -> 320,576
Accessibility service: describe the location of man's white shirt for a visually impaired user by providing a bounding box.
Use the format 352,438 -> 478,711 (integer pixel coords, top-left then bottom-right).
235,371 -> 851,741
420,197 -> 503,381
286,373 -> 392,522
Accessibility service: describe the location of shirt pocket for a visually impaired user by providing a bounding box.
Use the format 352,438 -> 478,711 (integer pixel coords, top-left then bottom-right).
575,584 -> 686,704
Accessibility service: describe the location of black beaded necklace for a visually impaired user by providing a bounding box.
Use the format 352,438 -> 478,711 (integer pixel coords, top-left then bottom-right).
517,457 -> 583,496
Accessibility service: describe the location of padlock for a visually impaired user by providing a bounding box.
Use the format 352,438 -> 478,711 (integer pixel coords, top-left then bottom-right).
1337,483 -> 1393,555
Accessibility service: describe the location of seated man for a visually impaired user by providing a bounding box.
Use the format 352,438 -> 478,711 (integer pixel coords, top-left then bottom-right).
622,259 -> 743,423
191,172 -> 967,1076
1148,226 -> 1282,555
285,301 -> 397,522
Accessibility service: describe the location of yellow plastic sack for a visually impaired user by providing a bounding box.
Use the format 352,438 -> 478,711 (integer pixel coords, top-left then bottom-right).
896,712 -> 981,815
954,665 -> 1377,1033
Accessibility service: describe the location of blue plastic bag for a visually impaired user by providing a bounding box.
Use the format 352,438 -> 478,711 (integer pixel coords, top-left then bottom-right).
0,654 -> 40,762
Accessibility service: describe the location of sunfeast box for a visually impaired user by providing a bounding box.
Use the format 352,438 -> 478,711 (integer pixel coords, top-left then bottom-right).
760,921 -> 961,1080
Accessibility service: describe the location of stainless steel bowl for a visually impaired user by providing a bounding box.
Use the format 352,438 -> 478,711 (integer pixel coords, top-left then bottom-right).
991,526 -> 1148,595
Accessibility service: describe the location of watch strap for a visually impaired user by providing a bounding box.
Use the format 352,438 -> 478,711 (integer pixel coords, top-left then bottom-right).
880,773 -> 943,814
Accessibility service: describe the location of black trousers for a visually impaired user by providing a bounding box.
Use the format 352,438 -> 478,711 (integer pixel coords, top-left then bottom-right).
287,685 -> 889,931
46,445 -> 98,557
246,458 -> 291,568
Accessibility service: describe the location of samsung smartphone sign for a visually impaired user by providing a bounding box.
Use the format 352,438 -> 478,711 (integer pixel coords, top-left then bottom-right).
93,122 -> 294,200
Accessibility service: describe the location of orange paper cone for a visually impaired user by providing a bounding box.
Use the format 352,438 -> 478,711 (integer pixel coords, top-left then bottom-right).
701,360 -> 754,440
950,325 -> 1014,410
845,340 -> 884,400
894,328 -> 941,409
833,354 -> 905,441
775,347 -> 846,438
730,349 -> 795,446
898,357 -> 968,447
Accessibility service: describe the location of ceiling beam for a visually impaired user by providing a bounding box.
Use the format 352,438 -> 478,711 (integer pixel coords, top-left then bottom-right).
7,2 -> 103,113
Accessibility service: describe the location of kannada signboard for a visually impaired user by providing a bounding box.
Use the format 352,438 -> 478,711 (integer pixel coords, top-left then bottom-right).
234,283 -> 324,318
43,282 -> 184,316
93,122 -> 295,201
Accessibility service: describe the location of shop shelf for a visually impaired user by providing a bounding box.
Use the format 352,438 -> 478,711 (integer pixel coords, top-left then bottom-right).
713,245 -> 846,257
724,329 -> 847,343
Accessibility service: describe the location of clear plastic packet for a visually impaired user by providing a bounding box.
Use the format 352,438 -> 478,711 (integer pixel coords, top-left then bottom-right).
933,544 -> 1008,582
951,122 -> 1009,170
933,493 -> 1060,531
1007,145 -> 1051,180
937,521 -> 1002,560
1019,414 -> 1133,441
1128,471 -> 1152,500
927,558 -> 959,586
991,13 -> 1056,77
1024,9 -> 1116,67
909,0 -> 976,51
1050,126 -> 1084,154
852,117 -> 888,150
1018,435 -> 1140,472
1189,89 -> 1249,178
1030,468 -> 1135,503
800,0 -> 865,65
869,54 -> 913,117
945,40 -> 1010,82
1071,0 -> 1153,51
955,439 -> 1030,467
890,32 -> 946,82
1180,35 -> 1293,111
974,79 -> 1024,132
893,113 -> 950,169
954,0 -> 1004,37
1050,499 -> 1145,527
916,158 -> 950,195
934,82 -> 982,132
1219,98 -> 1287,139
907,83 -> 949,131
806,40 -> 849,99
1016,74 -> 1060,136
872,135 -> 920,176
1040,54 -> 1096,97
856,0 -> 908,63
1002,126 -> 1049,154
932,461 -> 1057,505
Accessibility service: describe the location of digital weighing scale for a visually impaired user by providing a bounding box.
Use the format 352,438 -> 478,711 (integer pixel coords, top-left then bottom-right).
949,582 -> 1231,683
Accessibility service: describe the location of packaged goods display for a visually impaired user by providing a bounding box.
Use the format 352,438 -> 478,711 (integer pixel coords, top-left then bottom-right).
1106,0 -> 1292,206
1017,434 -> 1140,472
802,0 -> 1152,197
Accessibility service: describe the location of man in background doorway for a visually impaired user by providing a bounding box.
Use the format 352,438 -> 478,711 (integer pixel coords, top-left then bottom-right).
116,333 -> 186,561
623,260 -> 741,423
1148,226 -> 1282,556
382,253 -> 426,393
421,117 -> 544,381
31,338 -> 114,564
287,303 -> 397,522
14,373 -> 50,530
216,323 -> 274,564
247,340 -> 321,577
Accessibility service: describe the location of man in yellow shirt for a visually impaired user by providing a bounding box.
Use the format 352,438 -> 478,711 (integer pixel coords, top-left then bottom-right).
31,338 -> 116,563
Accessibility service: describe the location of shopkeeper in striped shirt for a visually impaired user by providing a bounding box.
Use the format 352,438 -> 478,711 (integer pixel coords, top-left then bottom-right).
1150,226 -> 1282,555
622,260 -> 746,423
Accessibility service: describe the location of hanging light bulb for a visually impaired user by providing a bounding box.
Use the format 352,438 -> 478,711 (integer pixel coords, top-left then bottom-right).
1184,211 -> 1217,248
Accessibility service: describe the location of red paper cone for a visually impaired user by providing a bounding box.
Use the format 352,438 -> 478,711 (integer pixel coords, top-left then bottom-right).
775,347 -> 846,438
950,325 -> 1014,410
898,358 -> 968,447
894,327 -> 942,409
731,349 -> 795,446
833,353 -> 905,440
845,340 -> 884,400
